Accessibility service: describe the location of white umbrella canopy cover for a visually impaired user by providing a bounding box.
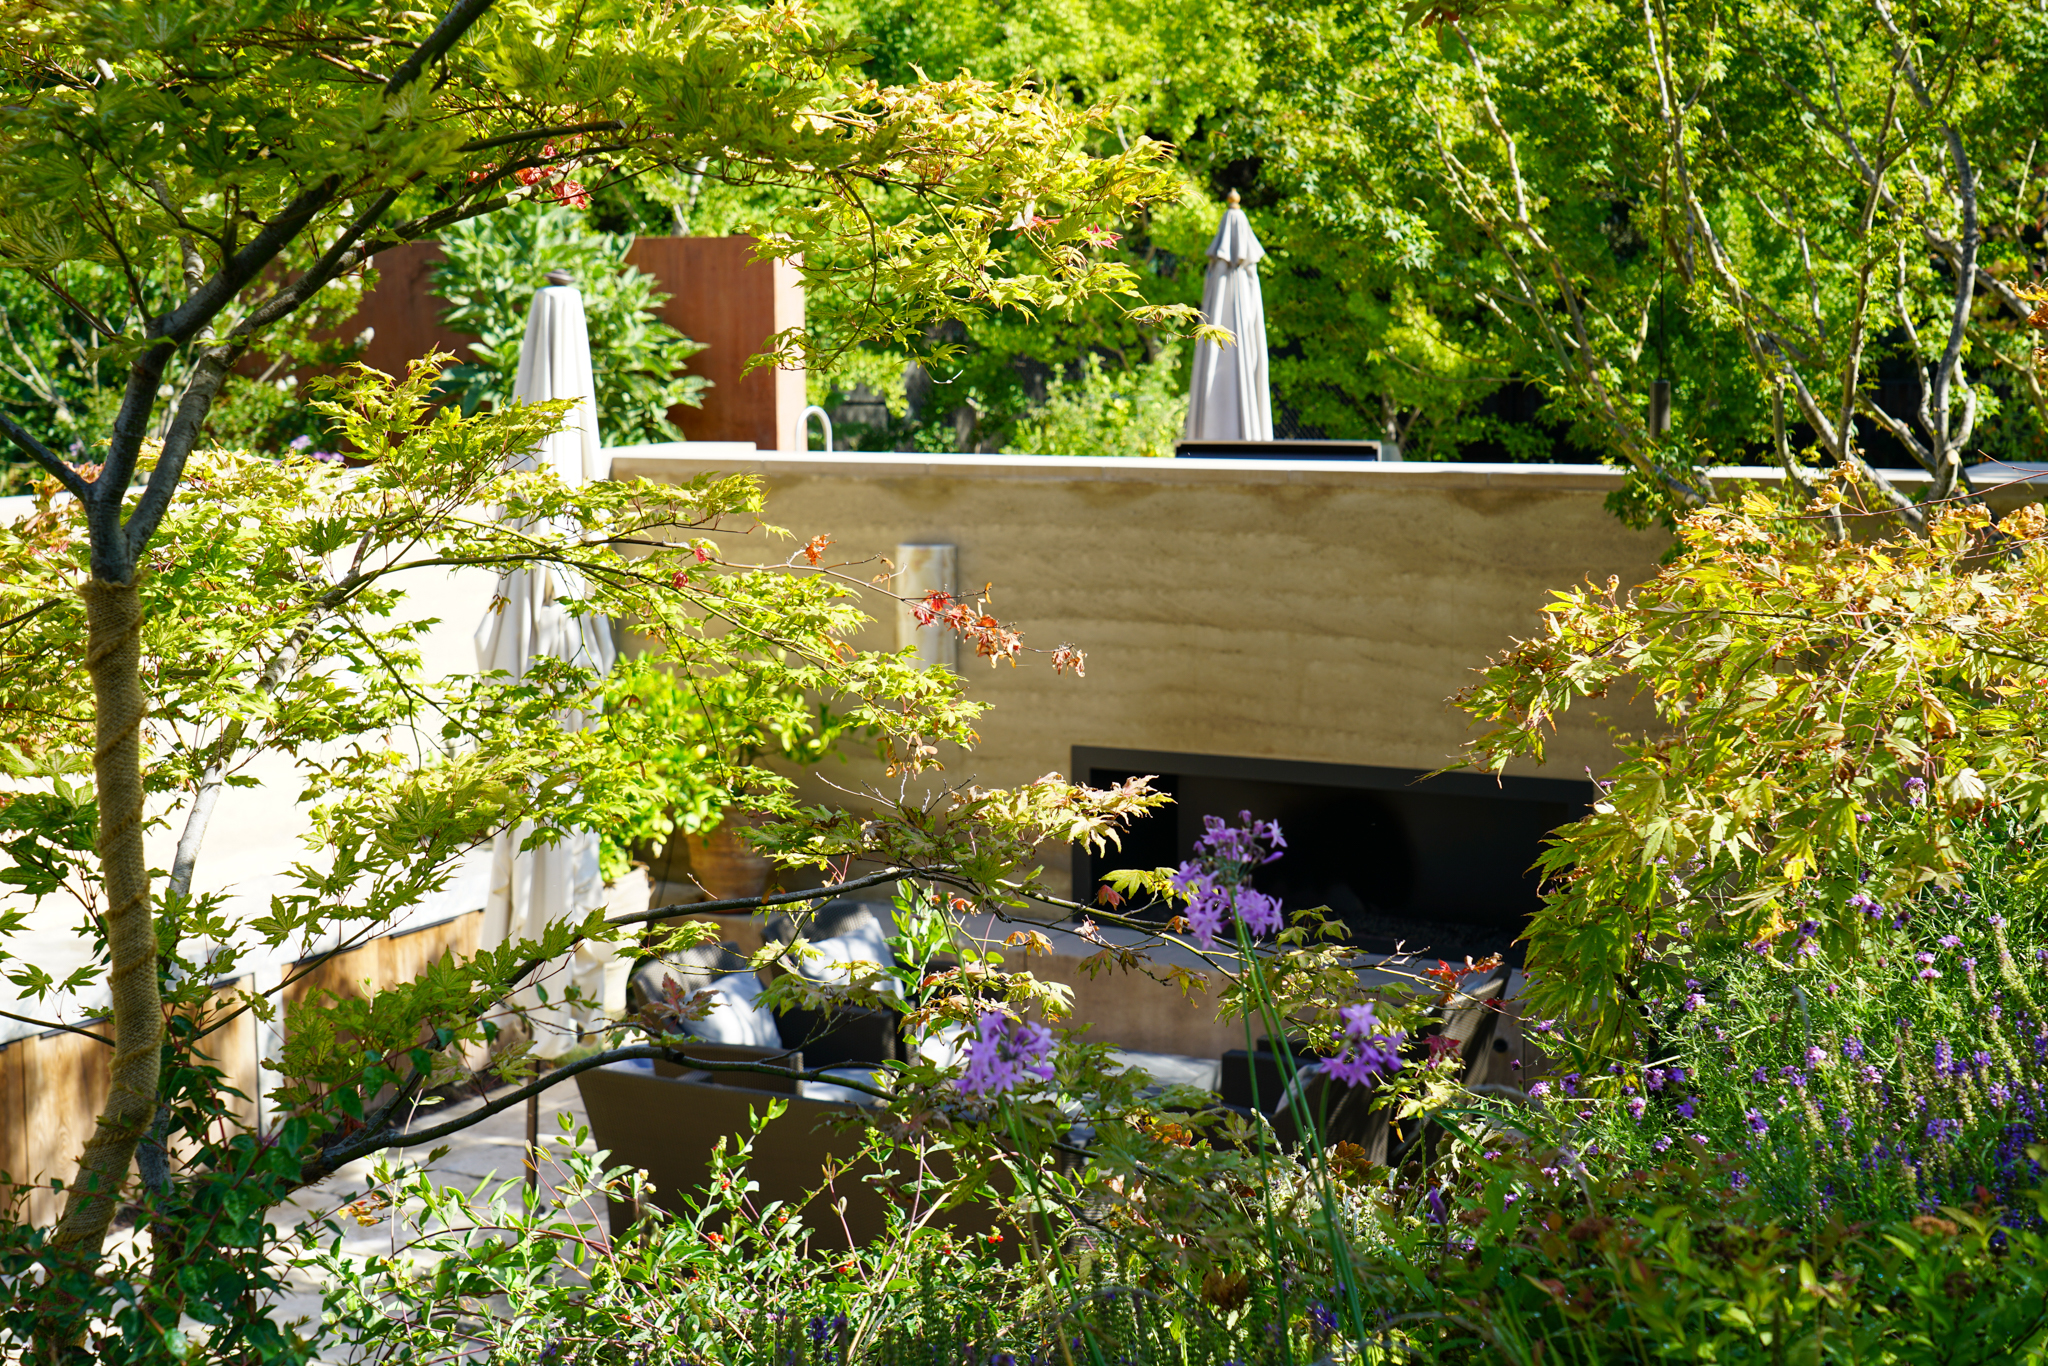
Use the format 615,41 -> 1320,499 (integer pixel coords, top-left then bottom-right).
474,277 -> 625,1058
1184,192 -> 1274,443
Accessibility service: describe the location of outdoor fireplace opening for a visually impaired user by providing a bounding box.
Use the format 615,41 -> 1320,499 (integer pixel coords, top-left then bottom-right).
1072,747 -> 1593,965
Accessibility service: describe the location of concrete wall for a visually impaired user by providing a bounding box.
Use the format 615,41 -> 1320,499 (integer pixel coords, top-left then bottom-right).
606,450 -> 1682,890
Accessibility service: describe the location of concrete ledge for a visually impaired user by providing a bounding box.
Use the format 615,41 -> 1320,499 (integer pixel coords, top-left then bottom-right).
605,448 -> 1963,498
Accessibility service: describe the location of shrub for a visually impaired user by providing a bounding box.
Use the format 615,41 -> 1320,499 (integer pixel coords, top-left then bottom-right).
1004,347 -> 1186,459
433,203 -> 710,444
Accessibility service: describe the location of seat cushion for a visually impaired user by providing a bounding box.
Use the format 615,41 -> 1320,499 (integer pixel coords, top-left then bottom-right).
1107,1048 -> 1223,1093
677,971 -> 781,1049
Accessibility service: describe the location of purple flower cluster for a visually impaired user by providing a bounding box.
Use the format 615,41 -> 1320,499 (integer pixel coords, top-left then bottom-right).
1325,1003 -> 1406,1088
957,1010 -> 1056,1096
1169,812 -> 1286,949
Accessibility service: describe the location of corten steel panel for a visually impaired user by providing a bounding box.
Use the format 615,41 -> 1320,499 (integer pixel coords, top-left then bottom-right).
352,237 -> 803,451
356,241 -> 478,378
623,236 -> 806,450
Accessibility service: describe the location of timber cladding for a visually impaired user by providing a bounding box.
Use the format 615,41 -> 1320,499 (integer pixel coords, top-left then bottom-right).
0,911 -> 479,1228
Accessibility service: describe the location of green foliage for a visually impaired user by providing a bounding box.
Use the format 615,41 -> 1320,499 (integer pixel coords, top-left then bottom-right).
0,1110 -> 330,1364
0,258 -> 366,491
1455,485 -> 2048,1038
1258,0 -> 2048,516
1359,1136 -> 2048,1363
594,660 -> 871,882
1002,345 -> 1186,459
433,204 -> 710,445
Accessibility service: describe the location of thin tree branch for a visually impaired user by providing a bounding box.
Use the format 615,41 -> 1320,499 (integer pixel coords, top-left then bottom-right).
310,1041 -> 893,1178
458,120 -> 624,155
604,866 -> 917,930
0,1010 -> 113,1046
0,409 -> 93,501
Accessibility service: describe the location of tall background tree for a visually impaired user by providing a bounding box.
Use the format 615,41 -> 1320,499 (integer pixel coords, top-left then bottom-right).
592,0 -> 2048,511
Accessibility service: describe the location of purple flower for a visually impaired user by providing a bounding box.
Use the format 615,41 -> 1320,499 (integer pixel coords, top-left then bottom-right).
1971,1050 -> 1992,1071
1234,888 -> 1283,938
1805,1046 -> 1825,1069
1848,891 -> 1882,917
1676,1097 -> 1697,1119
1905,776 -> 1929,805
1626,1096 -> 1647,1121
1645,1068 -> 1667,1092
1683,993 -> 1708,1013
1795,940 -> 1820,958
1324,1003 -> 1405,1088
1989,914 -> 2005,928
1675,921 -> 1692,937
1730,1170 -> 1750,1189
1938,934 -> 1962,949
1861,1065 -> 1883,1086
1668,1066 -> 1688,1085
1919,967 -> 1942,981
1746,1109 -> 1769,1134
1652,1135 -> 1673,1153
1989,1081 -> 2013,1106
1926,1116 -> 1961,1144
956,1011 -> 1056,1096
1843,1036 -> 1865,1062
1425,1187 -> 1446,1224
1528,1081 -> 1552,1099
1917,952 -> 1938,966
1934,1041 -> 1954,1073
1561,1072 -> 1581,1096
1192,811 -> 1286,865
1170,815 -> 1289,947
289,434 -> 314,450
1751,1067 -> 1768,1085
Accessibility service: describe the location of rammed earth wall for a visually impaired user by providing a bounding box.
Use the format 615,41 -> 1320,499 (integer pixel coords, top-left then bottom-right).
609,450 -> 1719,892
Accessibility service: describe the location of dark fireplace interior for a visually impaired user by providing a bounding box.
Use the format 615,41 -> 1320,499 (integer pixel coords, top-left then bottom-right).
1072,747 -> 1592,965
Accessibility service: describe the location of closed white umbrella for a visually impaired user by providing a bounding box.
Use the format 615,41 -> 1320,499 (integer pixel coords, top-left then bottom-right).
1184,190 -> 1273,442
475,271 -> 623,1059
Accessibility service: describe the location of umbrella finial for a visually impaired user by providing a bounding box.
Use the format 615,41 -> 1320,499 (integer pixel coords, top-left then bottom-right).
544,269 -> 575,287
1226,188 -> 1241,207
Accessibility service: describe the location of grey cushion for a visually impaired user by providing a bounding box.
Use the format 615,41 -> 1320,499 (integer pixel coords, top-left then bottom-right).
1106,1048 -> 1223,1093
677,970 -> 781,1049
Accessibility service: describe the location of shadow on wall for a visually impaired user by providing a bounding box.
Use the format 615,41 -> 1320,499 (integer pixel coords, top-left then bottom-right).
1075,747 -> 1592,964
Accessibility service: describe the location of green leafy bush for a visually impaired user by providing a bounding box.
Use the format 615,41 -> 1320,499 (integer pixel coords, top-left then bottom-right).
433,204 -> 710,445
594,660 -> 871,882
1003,347 -> 1186,459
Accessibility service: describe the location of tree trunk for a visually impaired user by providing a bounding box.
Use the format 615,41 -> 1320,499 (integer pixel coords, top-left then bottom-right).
51,579 -> 161,1254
